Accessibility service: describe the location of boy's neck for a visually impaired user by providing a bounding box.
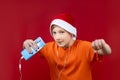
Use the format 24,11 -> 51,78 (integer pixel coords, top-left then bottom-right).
62,40 -> 75,49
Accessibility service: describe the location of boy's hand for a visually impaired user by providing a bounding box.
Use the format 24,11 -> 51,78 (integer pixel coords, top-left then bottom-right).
92,39 -> 111,55
23,39 -> 38,53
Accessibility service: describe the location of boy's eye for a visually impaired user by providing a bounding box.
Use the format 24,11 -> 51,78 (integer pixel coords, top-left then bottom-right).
52,32 -> 56,35
60,31 -> 64,34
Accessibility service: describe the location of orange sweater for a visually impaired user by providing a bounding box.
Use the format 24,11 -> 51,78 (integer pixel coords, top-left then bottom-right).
39,40 -> 102,80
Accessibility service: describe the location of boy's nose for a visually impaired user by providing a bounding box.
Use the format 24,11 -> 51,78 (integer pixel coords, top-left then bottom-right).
55,34 -> 61,40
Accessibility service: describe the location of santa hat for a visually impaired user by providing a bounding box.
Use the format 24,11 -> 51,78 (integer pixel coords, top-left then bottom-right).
50,13 -> 77,40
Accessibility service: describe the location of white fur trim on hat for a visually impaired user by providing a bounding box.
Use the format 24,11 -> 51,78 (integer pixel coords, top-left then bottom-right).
50,19 -> 77,40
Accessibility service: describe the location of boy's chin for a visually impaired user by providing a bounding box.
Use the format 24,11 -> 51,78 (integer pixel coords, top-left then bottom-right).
57,44 -> 65,47
58,44 -> 69,48
58,44 -> 64,47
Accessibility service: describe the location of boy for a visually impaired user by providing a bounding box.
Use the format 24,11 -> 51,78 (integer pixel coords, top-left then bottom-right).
23,13 -> 111,80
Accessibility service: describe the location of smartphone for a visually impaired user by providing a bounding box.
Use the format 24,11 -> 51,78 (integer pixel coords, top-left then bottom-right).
21,37 -> 45,60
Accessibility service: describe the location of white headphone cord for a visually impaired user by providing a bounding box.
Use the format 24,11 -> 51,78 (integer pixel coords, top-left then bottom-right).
19,56 -> 24,80
56,48 -> 70,80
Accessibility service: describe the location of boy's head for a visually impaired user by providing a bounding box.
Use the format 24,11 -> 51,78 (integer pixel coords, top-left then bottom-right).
50,13 -> 77,40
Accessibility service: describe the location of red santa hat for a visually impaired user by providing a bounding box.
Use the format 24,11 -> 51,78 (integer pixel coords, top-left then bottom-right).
50,13 -> 77,40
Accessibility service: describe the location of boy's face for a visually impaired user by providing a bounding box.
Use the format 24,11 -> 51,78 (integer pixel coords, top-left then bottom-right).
51,25 -> 73,48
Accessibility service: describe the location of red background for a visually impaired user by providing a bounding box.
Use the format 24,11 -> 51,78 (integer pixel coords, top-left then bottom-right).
0,0 -> 119,80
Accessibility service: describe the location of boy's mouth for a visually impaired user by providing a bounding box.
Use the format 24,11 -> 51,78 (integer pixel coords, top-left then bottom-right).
57,41 -> 62,44
56,41 -> 64,45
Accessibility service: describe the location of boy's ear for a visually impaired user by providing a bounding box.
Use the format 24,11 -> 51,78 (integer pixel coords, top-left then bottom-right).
72,34 -> 76,40
72,34 -> 75,37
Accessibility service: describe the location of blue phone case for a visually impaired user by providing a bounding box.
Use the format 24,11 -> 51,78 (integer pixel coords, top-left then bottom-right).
21,37 -> 45,60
